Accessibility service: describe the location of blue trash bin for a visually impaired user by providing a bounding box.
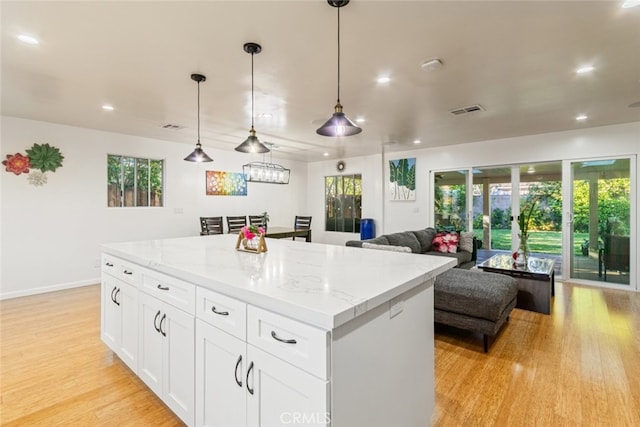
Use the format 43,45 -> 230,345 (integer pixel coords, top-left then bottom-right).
360,218 -> 375,240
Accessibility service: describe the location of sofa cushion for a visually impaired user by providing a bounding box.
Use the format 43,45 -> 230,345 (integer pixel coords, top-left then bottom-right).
385,232 -> 421,254
432,232 -> 459,253
362,242 -> 412,253
434,269 -> 517,322
412,228 -> 437,253
345,236 -> 389,248
459,231 -> 474,253
427,250 -> 472,266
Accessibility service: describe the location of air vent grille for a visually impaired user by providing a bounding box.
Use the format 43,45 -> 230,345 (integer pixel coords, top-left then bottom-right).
449,104 -> 485,116
161,123 -> 183,130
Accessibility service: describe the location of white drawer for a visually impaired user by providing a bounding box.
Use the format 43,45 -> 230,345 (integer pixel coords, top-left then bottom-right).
247,306 -> 329,380
141,270 -> 195,314
196,287 -> 246,340
102,254 -> 141,286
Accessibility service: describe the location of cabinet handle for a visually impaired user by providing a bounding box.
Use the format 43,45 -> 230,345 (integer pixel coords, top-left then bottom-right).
123,270 -> 133,275
156,284 -> 170,291
211,306 -> 229,316
246,361 -> 254,395
110,286 -> 117,304
271,330 -> 297,344
159,313 -> 167,337
113,288 -> 121,306
234,355 -> 243,387
105,262 -> 114,267
153,310 -> 161,332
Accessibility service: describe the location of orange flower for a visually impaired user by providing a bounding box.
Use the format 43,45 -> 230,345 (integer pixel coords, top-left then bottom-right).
2,153 -> 31,175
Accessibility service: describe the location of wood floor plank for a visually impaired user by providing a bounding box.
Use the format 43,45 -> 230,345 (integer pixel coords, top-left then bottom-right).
1,282 -> 639,426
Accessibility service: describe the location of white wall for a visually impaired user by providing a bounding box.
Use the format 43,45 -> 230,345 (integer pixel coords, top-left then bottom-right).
0,116 -> 307,298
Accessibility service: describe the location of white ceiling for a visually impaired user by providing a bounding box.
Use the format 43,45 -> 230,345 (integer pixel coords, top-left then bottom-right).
2,0 -> 639,162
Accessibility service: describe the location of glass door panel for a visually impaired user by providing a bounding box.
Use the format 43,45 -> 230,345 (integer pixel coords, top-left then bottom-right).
518,162 -> 563,277
434,170 -> 467,231
570,158 -> 631,285
472,167 -> 512,264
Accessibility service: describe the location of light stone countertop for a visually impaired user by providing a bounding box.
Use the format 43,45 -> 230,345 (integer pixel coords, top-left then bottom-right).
102,234 -> 456,330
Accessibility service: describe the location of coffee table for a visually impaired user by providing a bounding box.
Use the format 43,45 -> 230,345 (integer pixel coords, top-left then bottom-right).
478,254 -> 555,315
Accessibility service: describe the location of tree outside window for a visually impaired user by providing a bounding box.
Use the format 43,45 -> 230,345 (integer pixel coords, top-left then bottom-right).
108,155 -> 163,207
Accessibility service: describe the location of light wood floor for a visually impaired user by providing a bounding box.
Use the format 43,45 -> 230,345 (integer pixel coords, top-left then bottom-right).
1,283 -> 639,426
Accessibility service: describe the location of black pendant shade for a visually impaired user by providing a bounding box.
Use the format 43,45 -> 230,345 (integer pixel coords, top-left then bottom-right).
316,0 -> 361,137
184,73 -> 213,162
235,42 -> 270,154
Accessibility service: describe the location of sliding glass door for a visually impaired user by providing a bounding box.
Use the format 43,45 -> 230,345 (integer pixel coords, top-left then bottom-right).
567,158 -> 632,286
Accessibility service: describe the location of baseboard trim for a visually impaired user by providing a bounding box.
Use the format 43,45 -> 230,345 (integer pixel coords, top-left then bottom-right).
0,279 -> 99,300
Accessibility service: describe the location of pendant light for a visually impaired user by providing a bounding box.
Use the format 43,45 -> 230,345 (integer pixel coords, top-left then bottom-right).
316,0 -> 362,137
184,73 -> 213,162
235,42 -> 270,154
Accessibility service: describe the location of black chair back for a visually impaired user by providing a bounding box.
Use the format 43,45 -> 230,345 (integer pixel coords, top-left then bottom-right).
200,217 -> 223,235
226,216 -> 248,234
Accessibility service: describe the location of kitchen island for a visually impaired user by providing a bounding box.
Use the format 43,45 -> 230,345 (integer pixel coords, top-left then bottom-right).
101,234 -> 455,426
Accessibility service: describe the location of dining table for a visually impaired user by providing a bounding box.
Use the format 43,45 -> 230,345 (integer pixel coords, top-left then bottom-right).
264,226 -> 312,242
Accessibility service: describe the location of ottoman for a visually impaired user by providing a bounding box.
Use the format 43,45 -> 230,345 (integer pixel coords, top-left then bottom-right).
434,268 -> 517,352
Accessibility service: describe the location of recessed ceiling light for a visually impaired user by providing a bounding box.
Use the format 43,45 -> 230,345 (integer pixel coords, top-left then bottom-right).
576,114 -> 588,121
576,65 -> 595,74
355,117 -> 366,123
622,0 -> 640,8
17,34 -> 39,45
413,139 -> 421,144
376,76 -> 391,84
102,104 -> 114,111
323,152 -> 329,157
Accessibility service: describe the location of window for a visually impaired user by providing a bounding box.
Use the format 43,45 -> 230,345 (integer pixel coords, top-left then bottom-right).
108,155 -> 164,207
325,174 -> 362,232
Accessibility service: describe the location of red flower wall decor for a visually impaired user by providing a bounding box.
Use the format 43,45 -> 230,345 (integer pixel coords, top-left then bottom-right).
2,153 -> 32,175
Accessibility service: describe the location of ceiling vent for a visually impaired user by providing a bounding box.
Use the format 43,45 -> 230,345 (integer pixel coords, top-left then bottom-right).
448,104 -> 485,116
161,123 -> 183,130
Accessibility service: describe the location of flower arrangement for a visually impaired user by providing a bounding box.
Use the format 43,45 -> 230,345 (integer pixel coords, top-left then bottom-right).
514,196 -> 538,263
241,225 -> 265,240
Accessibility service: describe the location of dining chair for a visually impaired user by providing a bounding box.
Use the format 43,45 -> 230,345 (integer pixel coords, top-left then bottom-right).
293,215 -> 312,241
226,216 -> 248,234
248,215 -> 267,231
200,216 -> 224,235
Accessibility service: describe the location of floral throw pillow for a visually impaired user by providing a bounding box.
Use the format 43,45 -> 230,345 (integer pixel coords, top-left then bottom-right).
431,232 -> 460,253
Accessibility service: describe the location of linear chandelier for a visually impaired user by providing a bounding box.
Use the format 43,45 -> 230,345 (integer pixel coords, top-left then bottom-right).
243,143 -> 290,184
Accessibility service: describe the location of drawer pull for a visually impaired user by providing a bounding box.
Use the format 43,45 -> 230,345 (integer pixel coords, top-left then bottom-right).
105,262 -> 114,267
156,284 -> 170,291
113,288 -> 121,306
211,306 -> 229,316
246,361 -> 254,395
110,286 -> 117,304
234,355 -> 243,387
123,270 -> 133,275
271,331 -> 297,344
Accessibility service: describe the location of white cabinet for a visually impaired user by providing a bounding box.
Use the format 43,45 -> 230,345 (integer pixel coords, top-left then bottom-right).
246,345 -> 329,427
139,291 -> 195,426
195,319 -> 247,427
101,271 -> 138,372
195,288 -> 329,427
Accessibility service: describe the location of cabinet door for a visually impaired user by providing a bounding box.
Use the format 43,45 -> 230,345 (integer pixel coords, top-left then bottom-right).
118,280 -> 138,372
138,292 -> 163,397
101,275 -> 120,352
195,319 -> 247,427
246,346 -> 329,427
163,301 -> 195,426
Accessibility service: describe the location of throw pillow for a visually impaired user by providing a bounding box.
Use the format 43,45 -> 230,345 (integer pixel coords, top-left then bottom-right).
459,231 -> 474,253
362,242 -> 412,253
431,232 -> 459,253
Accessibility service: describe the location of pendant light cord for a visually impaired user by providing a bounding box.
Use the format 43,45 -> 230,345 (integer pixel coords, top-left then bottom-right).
197,81 -> 201,145
337,5 -> 341,104
251,51 -> 255,129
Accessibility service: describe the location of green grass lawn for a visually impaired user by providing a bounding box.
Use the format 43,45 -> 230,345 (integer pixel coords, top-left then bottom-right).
474,229 -> 589,255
